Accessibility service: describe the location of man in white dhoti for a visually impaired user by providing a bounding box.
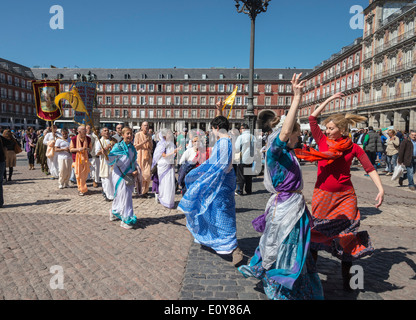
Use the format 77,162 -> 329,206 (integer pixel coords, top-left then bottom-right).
95,127 -> 115,202
43,124 -> 62,179
86,125 -> 100,188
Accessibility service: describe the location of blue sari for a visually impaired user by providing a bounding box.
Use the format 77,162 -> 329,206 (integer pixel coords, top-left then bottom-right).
178,137 -> 237,254
108,140 -> 138,226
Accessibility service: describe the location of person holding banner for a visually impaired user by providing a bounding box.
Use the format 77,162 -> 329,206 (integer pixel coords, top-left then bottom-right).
70,126 -> 92,196
43,125 -> 62,179
108,127 -> 139,229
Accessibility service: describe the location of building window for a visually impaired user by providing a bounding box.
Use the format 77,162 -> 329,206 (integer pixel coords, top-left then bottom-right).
166,96 -> 172,105
140,110 -> 146,118
131,110 -> 137,118
183,110 -> 189,118
131,96 -> 137,105
201,84 -> 206,92
265,84 -> 272,93
140,96 -> 146,105
265,96 -> 271,106
192,96 -> 198,105
149,96 -> 154,105
149,109 -> 154,118
148,84 -> 154,92
115,109 -> 120,117
139,84 -> 146,92
157,109 -> 162,118
123,96 -> 129,105
285,97 -> 291,105
166,110 -> 171,118
114,84 -> 120,92
157,96 -> 163,105
123,84 -> 129,92
166,84 -> 171,92
200,96 -> 206,105
218,84 -> 224,92
192,110 -> 197,118
174,110 -> 180,118
123,110 -> 129,118
209,84 -> 215,92
183,96 -> 189,105
114,96 -> 120,104
192,84 -> 198,92
106,109 -> 111,117
131,84 -> 137,92
174,96 -> 181,105
106,85 -> 112,92
106,97 -> 112,105
209,110 -> 215,118
200,110 -> 206,118
209,97 -> 215,105
175,84 -> 180,92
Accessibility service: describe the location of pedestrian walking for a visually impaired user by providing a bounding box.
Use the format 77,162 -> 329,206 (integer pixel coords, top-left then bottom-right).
70,125 -> 91,196
134,121 -> 153,197
1,129 -> 18,182
43,125 -> 62,179
55,128 -> 73,189
177,100 -> 243,266
295,92 -> 385,291
86,125 -> 100,188
152,129 -> 179,208
385,129 -> 400,176
34,129 -> 49,174
25,127 -> 37,170
108,127 -> 140,229
96,127 -> 115,201
363,126 -> 383,173
398,130 -> 416,191
238,73 -> 324,300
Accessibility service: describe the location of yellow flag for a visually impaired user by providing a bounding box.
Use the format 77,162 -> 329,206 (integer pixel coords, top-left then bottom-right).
54,87 -> 88,114
222,86 -> 238,119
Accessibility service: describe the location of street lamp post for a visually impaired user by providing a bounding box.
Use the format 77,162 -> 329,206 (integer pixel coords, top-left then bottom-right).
235,0 -> 270,135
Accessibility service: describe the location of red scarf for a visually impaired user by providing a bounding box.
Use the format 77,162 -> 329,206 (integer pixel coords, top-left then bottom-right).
294,137 -> 353,164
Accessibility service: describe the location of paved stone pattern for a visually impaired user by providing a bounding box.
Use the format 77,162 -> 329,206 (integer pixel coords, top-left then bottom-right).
0,153 -> 193,300
1,154 -> 415,300
180,163 -> 416,300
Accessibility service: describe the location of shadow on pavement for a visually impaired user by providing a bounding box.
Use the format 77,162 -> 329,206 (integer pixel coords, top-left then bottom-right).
134,213 -> 187,229
2,198 -> 71,208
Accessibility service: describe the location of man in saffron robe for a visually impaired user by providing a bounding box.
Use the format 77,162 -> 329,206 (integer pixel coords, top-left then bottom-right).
70,126 -> 92,196
134,121 -> 153,197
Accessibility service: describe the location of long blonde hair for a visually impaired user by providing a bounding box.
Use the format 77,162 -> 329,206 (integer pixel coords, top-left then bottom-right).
322,113 -> 367,135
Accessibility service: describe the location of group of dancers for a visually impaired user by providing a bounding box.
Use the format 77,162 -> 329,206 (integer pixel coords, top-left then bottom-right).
179,73 -> 384,299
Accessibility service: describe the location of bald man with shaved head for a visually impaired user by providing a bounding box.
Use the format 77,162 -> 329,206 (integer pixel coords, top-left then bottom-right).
70,125 -> 92,196
134,121 -> 153,197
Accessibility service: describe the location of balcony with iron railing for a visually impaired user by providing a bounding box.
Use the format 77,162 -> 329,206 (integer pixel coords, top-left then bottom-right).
358,91 -> 416,108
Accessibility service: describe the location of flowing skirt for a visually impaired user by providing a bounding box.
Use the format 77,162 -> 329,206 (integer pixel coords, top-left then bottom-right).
310,188 -> 374,261
238,212 -> 324,300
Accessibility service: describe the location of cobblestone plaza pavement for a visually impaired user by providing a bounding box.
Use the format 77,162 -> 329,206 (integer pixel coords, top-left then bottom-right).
1,153 -> 415,300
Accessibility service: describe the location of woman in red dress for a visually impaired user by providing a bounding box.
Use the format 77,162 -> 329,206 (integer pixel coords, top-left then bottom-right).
295,93 -> 385,291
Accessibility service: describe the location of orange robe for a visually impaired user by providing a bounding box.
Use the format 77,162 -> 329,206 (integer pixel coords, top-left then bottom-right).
135,131 -> 153,194
71,136 -> 90,194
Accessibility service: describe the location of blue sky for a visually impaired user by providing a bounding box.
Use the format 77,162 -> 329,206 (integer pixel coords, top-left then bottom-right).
0,0 -> 369,69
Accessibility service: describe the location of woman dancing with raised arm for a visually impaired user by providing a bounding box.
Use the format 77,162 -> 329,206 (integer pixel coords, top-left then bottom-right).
295,92 -> 384,291
238,74 -> 324,300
